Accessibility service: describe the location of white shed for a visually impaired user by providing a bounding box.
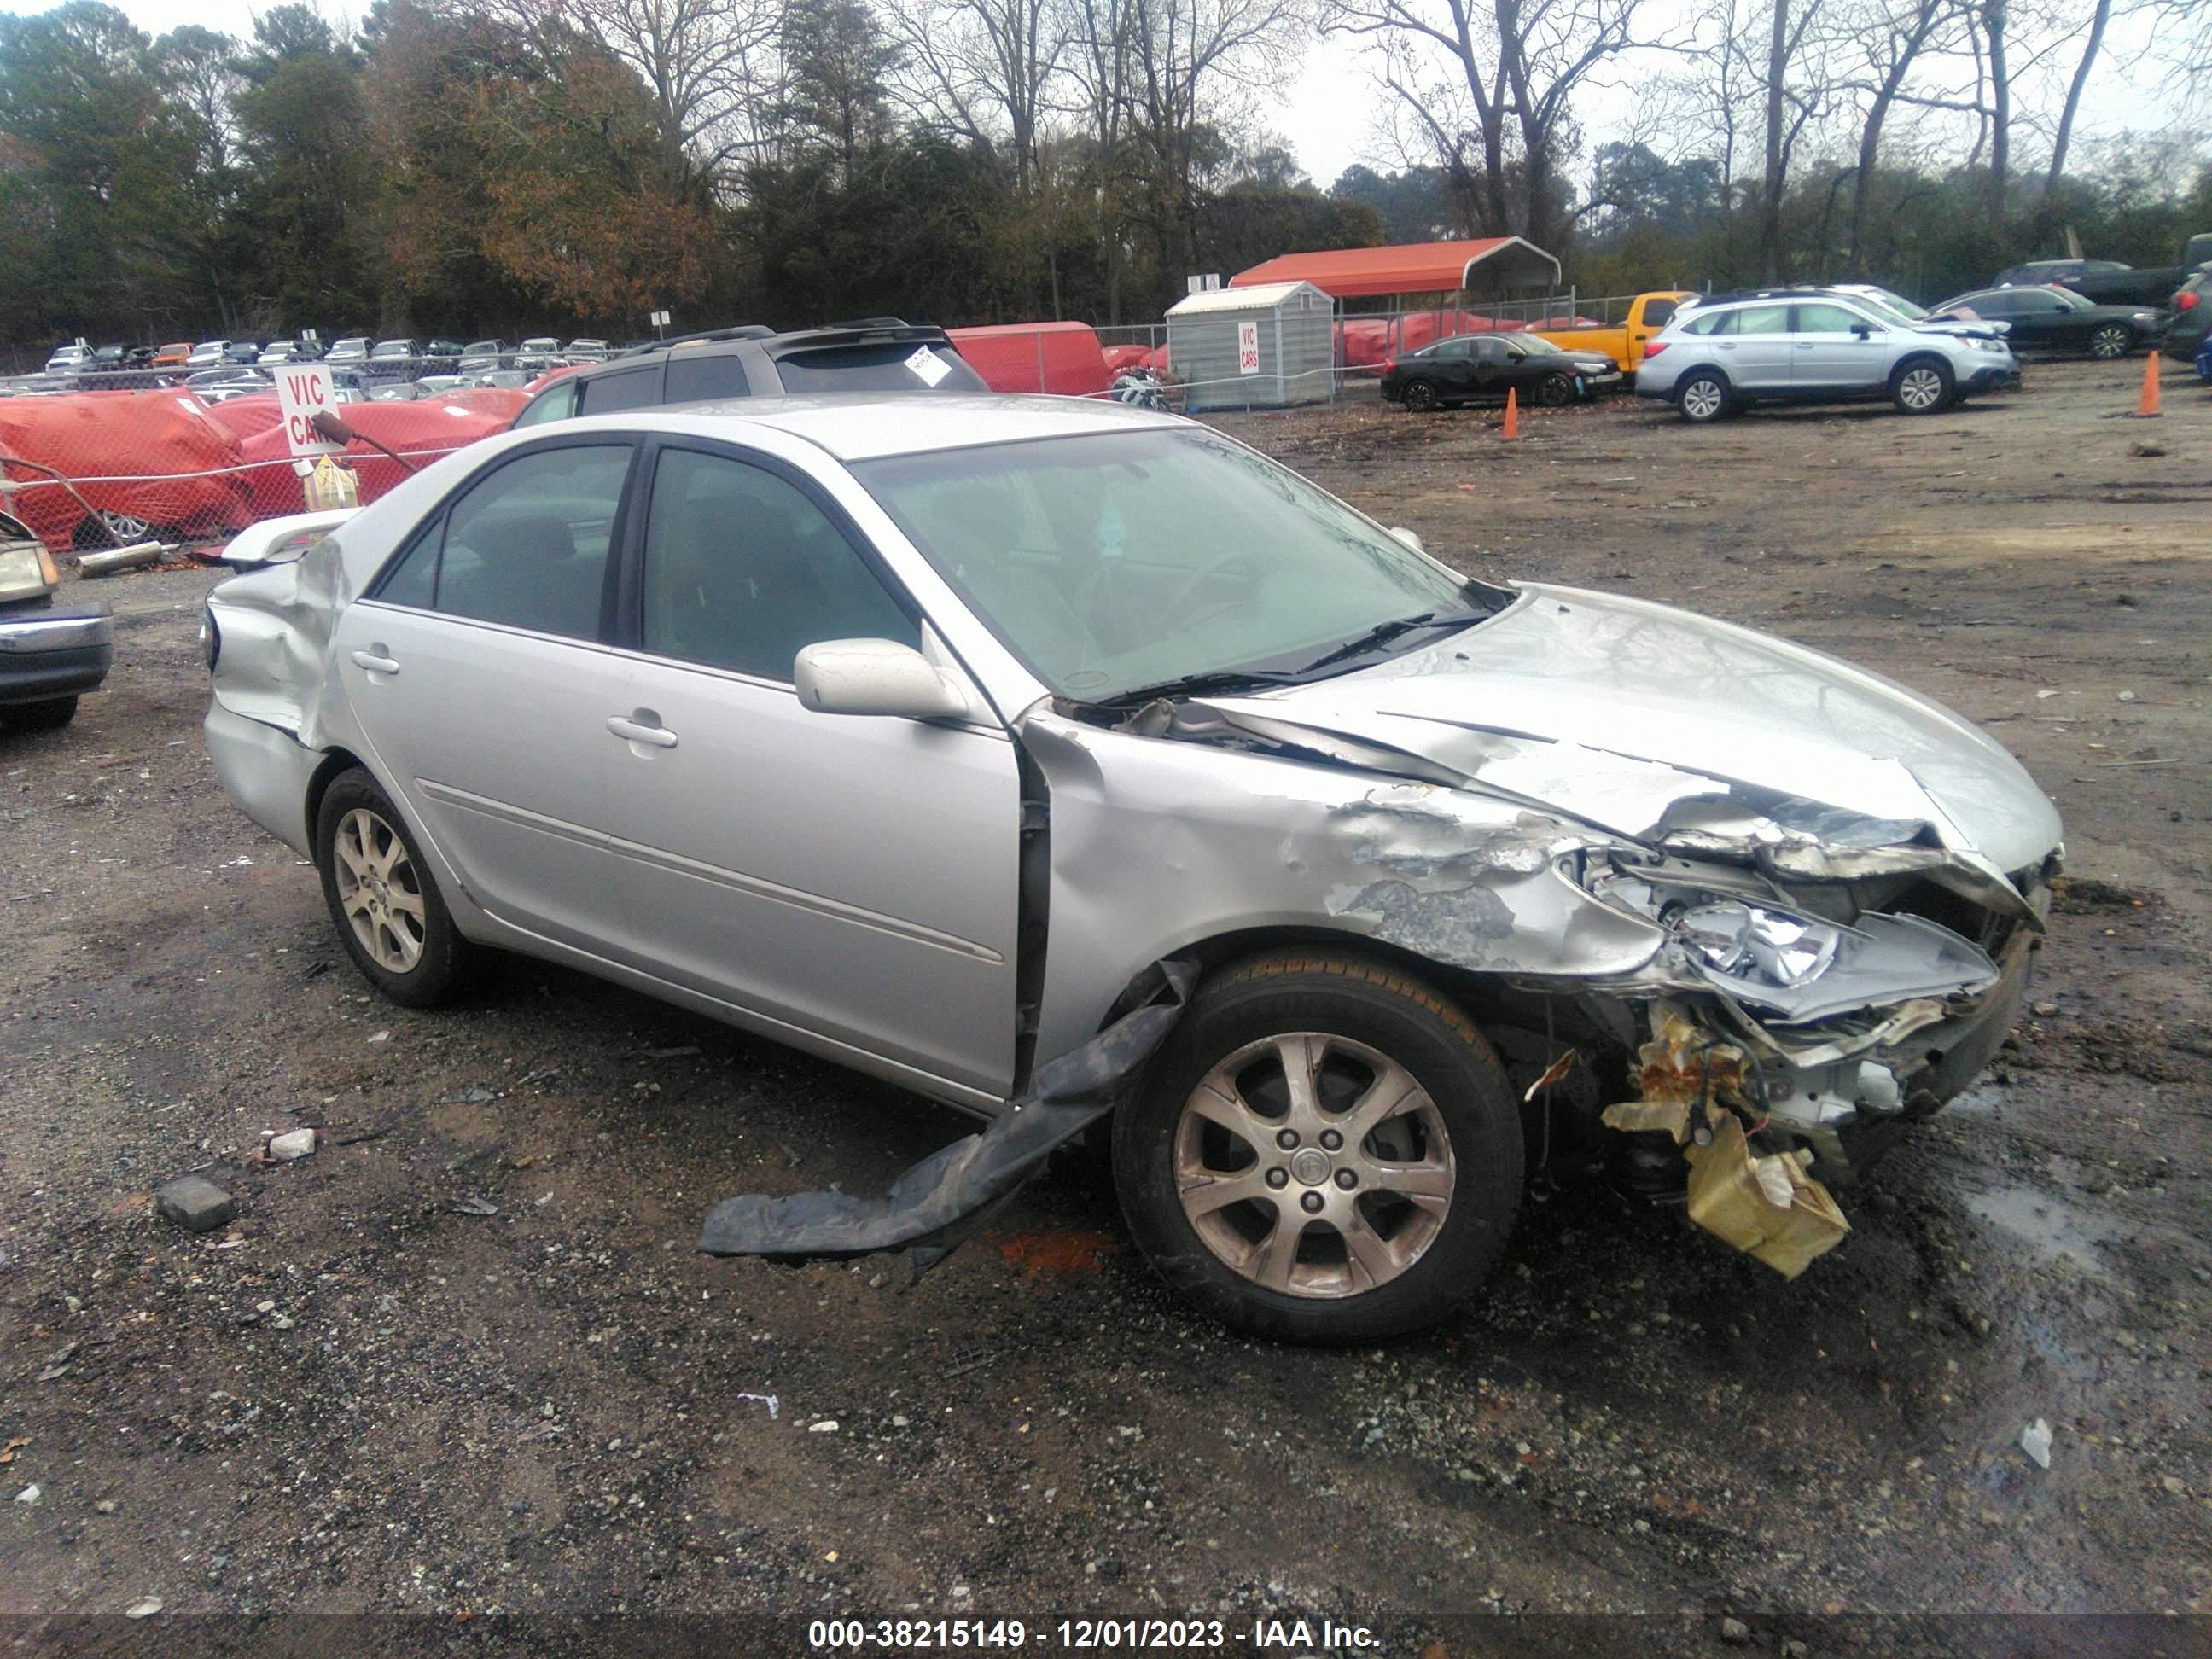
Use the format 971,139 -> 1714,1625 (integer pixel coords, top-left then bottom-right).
1165,281 -> 1334,412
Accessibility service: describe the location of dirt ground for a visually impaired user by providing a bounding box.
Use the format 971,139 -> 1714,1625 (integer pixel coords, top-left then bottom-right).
3,358 -> 2209,1656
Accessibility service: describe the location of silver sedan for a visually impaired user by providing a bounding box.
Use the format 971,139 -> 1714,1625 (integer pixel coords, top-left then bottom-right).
201,395 -> 2061,1340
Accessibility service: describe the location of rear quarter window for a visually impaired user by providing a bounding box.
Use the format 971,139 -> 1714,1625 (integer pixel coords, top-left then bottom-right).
663,352 -> 753,405
771,343 -> 987,394
576,364 -> 665,414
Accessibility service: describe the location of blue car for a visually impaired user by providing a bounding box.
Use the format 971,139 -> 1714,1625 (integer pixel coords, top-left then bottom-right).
2197,335 -> 2211,384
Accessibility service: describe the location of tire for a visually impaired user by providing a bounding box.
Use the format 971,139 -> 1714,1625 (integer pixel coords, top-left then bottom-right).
1676,371 -> 1731,422
1534,372 -> 1575,408
2087,324 -> 2133,360
3,696 -> 78,732
1112,951 -> 1524,1343
312,768 -> 472,1007
1401,380 -> 1441,413
1890,357 -> 1954,415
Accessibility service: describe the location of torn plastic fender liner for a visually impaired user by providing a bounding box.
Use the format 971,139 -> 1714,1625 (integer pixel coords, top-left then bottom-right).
698,960 -> 1197,1272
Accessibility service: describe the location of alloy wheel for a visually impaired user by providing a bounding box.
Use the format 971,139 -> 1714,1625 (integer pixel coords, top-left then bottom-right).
1173,1032 -> 1455,1299
100,511 -> 154,541
1897,366 -> 1947,411
1404,381 -> 1440,412
332,807 -> 428,973
2087,324 -> 2131,360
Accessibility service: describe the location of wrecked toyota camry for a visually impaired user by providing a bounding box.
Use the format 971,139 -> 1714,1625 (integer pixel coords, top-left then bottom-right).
201,394 -> 2061,1342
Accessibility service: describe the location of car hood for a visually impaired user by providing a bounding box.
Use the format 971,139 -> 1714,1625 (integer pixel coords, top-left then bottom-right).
1195,583 -> 2059,896
1915,317 -> 2011,341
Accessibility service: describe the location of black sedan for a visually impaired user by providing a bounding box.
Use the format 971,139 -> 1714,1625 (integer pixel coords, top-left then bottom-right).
1380,332 -> 1620,412
1933,287 -> 2164,358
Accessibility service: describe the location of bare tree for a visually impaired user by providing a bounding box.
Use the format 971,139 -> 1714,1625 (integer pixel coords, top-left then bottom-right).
528,0 -> 783,183
885,0 -> 1071,189
1752,0 -> 1835,279
2041,0 -> 2110,202
1839,0 -> 1966,267
1326,0 -> 1665,250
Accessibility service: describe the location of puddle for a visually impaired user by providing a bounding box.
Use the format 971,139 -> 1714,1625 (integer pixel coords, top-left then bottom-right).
1965,1184 -> 2127,1277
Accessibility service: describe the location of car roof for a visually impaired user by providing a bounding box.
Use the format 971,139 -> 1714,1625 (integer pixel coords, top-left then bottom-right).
557,392 -> 1180,463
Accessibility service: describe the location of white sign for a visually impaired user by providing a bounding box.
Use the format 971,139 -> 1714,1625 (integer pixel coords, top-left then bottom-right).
1185,273 -> 1221,294
905,345 -> 952,387
1237,320 -> 1260,376
275,364 -> 341,457
650,309 -> 672,327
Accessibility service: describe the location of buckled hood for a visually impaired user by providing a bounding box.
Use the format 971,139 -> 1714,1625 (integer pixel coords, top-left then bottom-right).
1198,584 -> 2061,886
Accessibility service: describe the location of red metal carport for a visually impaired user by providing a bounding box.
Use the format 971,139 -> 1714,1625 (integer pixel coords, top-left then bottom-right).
1230,237 -> 1561,300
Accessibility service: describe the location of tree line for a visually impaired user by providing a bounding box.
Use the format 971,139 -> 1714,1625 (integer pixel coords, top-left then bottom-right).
0,0 -> 2203,351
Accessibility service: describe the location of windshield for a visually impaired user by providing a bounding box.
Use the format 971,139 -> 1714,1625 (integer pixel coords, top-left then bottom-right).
2046,287 -> 2093,311
854,428 -> 1499,701
1866,288 -> 1930,319
372,341 -> 412,357
1512,334 -> 1565,354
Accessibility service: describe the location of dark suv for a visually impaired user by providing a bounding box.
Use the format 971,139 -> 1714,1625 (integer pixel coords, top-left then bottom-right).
510,321 -> 987,427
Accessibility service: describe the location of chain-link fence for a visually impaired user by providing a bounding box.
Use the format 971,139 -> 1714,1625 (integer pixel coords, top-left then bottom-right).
0,358 -> 535,555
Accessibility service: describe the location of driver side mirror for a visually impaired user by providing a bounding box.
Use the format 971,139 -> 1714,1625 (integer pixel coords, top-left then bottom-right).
795,638 -> 970,721
1851,323 -> 1877,338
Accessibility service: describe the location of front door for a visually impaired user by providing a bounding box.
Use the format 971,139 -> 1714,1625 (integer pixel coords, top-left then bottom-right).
332,439 -> 638,951
1790,300 -> 1889,390
599,441 -> 1022,1097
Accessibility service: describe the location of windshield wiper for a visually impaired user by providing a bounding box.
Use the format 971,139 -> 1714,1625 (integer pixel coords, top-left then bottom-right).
1090,667 -> 1306,707
1291,609 -> 1479,675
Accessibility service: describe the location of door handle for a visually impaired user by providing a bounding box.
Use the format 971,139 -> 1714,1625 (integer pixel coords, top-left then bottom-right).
351,648 -> 399,675
607,713 -> 678,749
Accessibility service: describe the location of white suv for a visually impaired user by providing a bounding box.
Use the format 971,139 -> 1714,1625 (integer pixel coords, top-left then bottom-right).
1636,292 -> 2018,422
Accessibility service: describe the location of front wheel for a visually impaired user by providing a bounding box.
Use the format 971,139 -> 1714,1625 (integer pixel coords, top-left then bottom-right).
1401,380 -> 1441,413
2087,323 -> 2133,360
1891,358 -> 1954,415
1113,952 -> 1524,1342
1534,372 -> 1575,408
1677,372 -> 1731,422
313,768 -> 473,1007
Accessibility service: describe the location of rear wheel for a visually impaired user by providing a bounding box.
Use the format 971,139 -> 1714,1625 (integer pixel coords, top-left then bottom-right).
313,768 -> 472,1007
2087,323 -> 2133,360
3,696 -> 78,732
1534,372 -> 1575,407
1113,952 -> 1523,1342
1890,358 -> 1954,415
1401,380 -> 1441,413
1677,372 -> 1731,422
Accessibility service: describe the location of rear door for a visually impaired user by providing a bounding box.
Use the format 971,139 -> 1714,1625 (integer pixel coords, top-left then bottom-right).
1790,300 -> 1889,390
1716,303 -> 1795,390
597,439 -> 1022,1097
330,438 -> 639,951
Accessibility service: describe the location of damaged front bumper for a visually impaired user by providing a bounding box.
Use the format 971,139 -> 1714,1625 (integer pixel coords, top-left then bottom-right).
1599,877 -> 2046,1275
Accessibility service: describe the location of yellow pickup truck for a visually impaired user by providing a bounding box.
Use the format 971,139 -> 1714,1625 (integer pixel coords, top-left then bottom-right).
1531,292 -> 1693,377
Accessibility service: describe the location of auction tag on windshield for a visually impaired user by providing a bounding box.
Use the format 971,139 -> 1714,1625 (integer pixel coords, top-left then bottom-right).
905,345 -> 952,387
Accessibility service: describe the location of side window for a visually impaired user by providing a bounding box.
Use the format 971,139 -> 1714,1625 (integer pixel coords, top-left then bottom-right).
1680,309 -> 1733,336
1735,306 -> 1791,335
1470,337 -> 1509,362
428,445 -> 632,638
1642,297 -> 1679,327
640,448 -> 917,682
663,352 -> 752,405
1793,303 -> 1867,334
512,379 -> 578,427
375,521 -> 440,608
576,364 -> 662,414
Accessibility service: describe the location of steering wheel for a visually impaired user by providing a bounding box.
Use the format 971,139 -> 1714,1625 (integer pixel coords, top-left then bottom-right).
1160,550 -> 1261,626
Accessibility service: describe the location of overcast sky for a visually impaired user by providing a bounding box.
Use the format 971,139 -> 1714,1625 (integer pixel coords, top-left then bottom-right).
5,0 -> 2191,196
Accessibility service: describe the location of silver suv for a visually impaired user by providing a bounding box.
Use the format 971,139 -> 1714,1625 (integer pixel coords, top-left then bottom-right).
1637,292 -> 2018,422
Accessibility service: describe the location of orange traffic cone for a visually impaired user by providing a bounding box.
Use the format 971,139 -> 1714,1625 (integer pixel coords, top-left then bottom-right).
2137,352 -> 2162,417
1502,387 -> 1520,439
